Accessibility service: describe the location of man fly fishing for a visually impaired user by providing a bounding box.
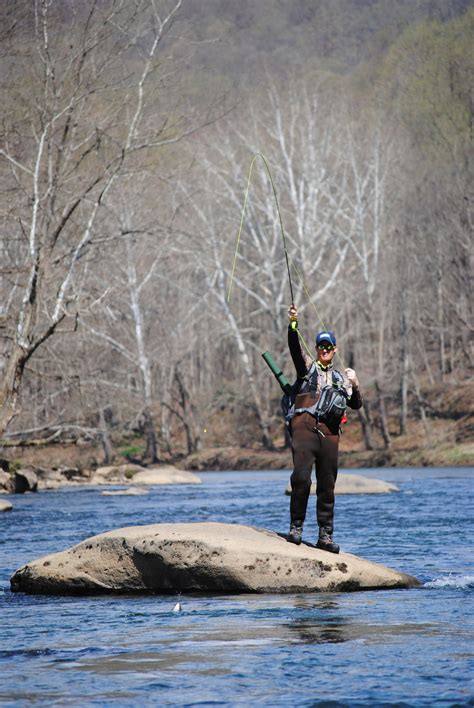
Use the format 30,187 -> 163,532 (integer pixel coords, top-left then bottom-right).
285,304 -> 363,553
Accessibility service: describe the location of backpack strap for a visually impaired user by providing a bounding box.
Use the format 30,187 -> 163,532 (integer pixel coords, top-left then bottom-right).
332,370 -> 344,389
308,363 -> 318,395
299,362 -> 318,397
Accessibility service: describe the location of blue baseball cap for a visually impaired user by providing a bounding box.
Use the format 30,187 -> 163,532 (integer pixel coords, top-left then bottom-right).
316,331 -> 336,346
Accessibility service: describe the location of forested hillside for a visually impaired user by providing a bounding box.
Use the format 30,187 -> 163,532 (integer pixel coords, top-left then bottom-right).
181,0 -> 472,80
1,0 -> 472,468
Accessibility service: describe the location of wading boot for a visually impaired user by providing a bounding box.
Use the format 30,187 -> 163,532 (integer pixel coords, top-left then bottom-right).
288,521 -> 303,545
316,526 -> 339,554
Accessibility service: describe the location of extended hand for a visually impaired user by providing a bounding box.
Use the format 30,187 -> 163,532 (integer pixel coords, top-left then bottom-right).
288,304 -> 298,322
345,368 -> 359,388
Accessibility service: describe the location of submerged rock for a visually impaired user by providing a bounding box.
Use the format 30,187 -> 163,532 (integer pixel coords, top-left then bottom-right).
101,487 -> 149,496
129,467 -> 201,485
10,522 -> 420,595
0,500 -> 13,512
285,473 -> 399,496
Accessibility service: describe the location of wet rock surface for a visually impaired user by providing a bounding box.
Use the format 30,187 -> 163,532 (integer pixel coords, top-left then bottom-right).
10,522 -> 421,596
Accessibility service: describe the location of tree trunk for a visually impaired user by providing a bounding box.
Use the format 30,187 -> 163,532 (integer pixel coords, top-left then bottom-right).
357,403 -> 375,451
437,234 -> 446,379
399,310 -> 409,436
144,408 -> 159,463
375,379 -> 392,449
98,407 -> 113,464
160,403 -> 172,455
412,372 -> 431,446
175,369 -> 201,455
0,345 -> 28,437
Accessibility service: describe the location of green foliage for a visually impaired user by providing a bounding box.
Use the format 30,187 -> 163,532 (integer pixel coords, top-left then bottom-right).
119,446 -> 145,460
124,468 -> 141,479
180,0 -> 472,86
377,8 -> 474,162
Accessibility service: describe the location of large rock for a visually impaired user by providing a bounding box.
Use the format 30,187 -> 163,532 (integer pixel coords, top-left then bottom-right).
285,473 -> 399,496
129,466 -> 201,485
0,500 -> 13,512
10,522 -> 420,595
36,469 -> 71,491
90,464 -> 145,485
14,468 -> 38,493
0,471 -> 14,494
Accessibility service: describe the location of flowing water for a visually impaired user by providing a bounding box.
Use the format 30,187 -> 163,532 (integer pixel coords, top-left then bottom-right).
1,467 -> 473,706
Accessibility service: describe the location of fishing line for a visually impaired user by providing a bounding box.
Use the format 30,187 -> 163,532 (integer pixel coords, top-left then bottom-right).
227,152 -> 294,305
227,153 -> 347,371
287,257 -> 348,371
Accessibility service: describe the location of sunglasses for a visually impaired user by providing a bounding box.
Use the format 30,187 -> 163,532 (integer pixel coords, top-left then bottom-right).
317,344 -> 335,352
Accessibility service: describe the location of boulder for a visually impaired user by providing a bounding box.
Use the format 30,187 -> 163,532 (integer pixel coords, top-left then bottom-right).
129,466 -> 201,485
14,468 -> 38,493
101,487 -> 149,496
90,464 -> 145,485
0,471 -> 14,494
38,480 -> 63,491
36,470 -> 67,491
36,467 -> 93,490
54,466 -> 83,480
0,500 -> 13,512
285,473 -> 399,496
10,522 -> 420,595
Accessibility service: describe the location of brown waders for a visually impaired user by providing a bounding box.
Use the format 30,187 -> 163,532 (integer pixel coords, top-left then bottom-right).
289,392 -> 339,531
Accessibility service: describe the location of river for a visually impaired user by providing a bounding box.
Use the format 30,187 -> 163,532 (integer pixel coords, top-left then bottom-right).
1,467 -> 473,706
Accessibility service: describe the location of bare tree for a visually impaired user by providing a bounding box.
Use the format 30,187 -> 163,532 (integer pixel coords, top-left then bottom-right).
0,0 -> 186,436
175,83 -> 361,448
335,112 -> 401,449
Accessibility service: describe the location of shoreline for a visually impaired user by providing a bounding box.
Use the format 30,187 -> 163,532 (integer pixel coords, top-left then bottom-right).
181,443 -> 474,471
3,442 -> 474,474
1,440 -> 472,494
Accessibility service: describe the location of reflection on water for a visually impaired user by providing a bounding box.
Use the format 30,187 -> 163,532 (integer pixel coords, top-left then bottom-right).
285,619 -> 447,645
279,595 -> 446,645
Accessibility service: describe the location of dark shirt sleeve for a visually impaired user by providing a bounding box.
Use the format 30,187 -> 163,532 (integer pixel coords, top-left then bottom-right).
288,325 -> 308,379
347,385 -> 363,410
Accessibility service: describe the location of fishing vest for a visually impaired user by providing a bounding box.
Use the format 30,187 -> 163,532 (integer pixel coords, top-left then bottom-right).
281,363 -> 349,432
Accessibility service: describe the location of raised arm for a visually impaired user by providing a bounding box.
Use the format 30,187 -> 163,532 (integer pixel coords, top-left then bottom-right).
287,305 -> 308,379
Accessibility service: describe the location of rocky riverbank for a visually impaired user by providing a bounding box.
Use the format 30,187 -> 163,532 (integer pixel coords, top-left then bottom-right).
0,464 -> 201,494
1,439 -> 471,497
182,442 -> 474,471
0,461 -> 400,497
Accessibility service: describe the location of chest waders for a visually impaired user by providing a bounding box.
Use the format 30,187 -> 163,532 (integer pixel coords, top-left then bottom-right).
262,352 -> 346,552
